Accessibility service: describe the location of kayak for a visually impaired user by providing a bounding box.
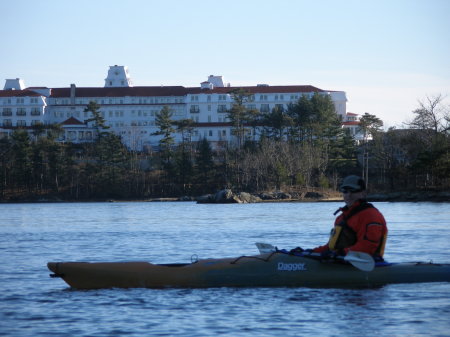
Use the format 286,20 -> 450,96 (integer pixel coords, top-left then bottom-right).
48,251 -> 450,289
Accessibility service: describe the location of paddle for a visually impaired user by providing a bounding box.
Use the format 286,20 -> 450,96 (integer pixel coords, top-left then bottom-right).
343,251 -> 375,272
255,242 -> 375,272
255,242 -> 276,254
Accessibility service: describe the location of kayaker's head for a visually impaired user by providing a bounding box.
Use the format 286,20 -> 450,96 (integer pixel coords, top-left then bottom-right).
340,175 -> 366,206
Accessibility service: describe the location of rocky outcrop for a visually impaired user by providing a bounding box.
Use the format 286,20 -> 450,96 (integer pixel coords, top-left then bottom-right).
196,189 -> 262,204
195,189 -> 450,204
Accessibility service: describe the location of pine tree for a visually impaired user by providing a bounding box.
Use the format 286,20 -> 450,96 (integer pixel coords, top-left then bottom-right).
85,101 -> 109,138
152,106 -> 175,163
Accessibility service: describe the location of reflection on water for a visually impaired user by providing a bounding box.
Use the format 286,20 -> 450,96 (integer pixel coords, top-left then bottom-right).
0,201 -> 449,336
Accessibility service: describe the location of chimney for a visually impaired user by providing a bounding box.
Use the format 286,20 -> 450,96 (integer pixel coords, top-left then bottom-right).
70,84 -> 76,105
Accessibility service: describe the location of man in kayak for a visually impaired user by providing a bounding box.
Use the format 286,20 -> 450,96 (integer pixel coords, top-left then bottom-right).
309,175 -> 388,261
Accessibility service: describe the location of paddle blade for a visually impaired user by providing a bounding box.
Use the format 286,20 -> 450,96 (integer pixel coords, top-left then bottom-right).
344,251 -> 375,272
255,242 -> 276,254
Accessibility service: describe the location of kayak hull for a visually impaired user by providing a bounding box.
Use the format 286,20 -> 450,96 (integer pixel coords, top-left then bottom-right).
48,252 -> 450,290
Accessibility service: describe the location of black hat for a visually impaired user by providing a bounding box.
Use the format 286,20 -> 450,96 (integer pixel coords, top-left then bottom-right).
339,175 -> 366,192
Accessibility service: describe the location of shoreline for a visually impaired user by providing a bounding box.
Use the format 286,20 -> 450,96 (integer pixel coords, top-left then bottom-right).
1,190 -> 449,204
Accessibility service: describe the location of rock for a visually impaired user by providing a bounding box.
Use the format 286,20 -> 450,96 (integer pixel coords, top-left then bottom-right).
304,192 -> 323,199
196,194 -> 215,203
196,189 -> 262,204
259,192 -> 275,200
214,189 -> 236,203
275,191 -> 291,199
238,192 -> 262,203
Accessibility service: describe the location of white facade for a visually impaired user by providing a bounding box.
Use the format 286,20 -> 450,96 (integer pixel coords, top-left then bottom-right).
4,78 -> 26,90
341,112 -> 365,142
104,65 -> 133,88
0,66 -> 351,150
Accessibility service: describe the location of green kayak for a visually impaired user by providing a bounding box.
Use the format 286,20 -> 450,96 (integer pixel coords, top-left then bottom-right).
48,251 -> 450,289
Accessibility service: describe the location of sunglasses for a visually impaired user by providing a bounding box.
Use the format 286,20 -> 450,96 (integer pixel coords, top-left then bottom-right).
340,188 -> 361,194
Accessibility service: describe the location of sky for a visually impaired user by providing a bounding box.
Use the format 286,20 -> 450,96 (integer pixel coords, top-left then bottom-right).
1,0 -> 449,128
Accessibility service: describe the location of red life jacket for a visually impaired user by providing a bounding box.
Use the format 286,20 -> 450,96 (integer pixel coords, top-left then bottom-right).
315,200 -> 388,257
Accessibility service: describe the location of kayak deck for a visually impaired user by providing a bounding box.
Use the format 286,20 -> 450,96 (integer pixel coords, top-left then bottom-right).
48,252 -> 450,290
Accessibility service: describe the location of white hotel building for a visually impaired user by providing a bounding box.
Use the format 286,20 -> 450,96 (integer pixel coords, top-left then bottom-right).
0,65 -> 360,150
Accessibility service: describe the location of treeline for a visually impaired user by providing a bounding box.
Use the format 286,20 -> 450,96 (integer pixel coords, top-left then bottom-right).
0,93 -> 449,201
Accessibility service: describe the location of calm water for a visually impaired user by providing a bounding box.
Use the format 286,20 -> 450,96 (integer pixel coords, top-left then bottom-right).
0,201 -> 449,337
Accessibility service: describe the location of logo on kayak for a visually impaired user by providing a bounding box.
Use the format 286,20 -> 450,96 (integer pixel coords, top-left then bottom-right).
277,262 -> 307,271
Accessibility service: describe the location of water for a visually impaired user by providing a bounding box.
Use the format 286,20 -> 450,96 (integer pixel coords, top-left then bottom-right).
0,201 -> 449,336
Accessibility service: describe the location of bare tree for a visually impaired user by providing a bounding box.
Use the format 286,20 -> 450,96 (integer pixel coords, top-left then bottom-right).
409,94 -> 449,134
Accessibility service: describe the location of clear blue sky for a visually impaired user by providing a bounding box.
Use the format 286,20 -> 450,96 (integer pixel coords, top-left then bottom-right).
1,0 -> 449,128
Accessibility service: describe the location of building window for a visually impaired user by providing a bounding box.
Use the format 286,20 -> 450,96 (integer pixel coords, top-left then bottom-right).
260,104 -> 270,113
2,108 -> 12,116
218,95 -> 227,101
190,105 -> 200,113
260,95 -> 268,101
67,131 -> 76,141
16,108 -> 26,116
17,120 -> 27,127
3,119 -> 12,127
217,104 -> 227,113
31,108 -> 40,116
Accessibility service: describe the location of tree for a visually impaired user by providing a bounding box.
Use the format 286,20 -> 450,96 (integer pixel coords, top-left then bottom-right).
227,88 -> 254,149
172,118 -> 195,194
85,101 -> 109,138
173,118 -> 195,144
287,93 -> 340,143
152,106 -> 176,164
358,113 -> 384,141
195,138 -> 215,193
262,105 -> 292,140
358,113 -> 383,185
0,138 -> 12,198
409,94 -> 449,132
91,133 -> 129,197
405,94 -> 450,188
10,129 -> 32,192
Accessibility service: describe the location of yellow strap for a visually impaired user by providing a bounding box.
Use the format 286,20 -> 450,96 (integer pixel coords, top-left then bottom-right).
328,226 -> 342,250
378,234 -> 387,256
